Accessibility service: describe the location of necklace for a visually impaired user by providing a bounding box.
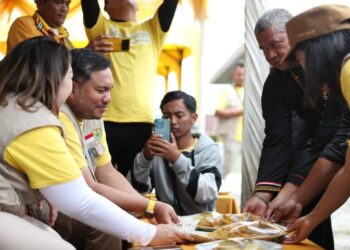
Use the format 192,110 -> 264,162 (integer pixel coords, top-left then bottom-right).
289,70 -> 305,91
290,70 -> 328,107
321,90 -> 328,107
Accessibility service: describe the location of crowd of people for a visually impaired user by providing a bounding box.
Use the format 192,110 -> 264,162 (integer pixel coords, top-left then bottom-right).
1,1 -> 350,249
0,0 -> 221,249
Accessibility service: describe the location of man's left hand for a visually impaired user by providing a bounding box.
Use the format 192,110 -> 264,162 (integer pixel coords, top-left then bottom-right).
148,133 -> 180,163
154,201 -> 180,224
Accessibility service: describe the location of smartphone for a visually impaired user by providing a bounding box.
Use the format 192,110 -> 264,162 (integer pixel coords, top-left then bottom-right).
154,118 -> 170,142
103,37 -> 130,52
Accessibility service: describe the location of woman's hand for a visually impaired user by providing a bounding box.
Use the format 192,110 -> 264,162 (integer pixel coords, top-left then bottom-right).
283,214 -> 317,244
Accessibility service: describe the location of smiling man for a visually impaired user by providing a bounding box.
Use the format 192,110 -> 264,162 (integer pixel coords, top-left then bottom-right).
130,91 -> 222,215
7,0 -> 73,54
243,9 -> 313,214
55,48 -> 181,250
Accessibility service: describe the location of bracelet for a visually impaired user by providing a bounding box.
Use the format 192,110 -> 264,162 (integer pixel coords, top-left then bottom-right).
253,193 -> 270,206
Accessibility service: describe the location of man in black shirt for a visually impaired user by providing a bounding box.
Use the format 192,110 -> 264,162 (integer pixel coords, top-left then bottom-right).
243,8 -> 317,217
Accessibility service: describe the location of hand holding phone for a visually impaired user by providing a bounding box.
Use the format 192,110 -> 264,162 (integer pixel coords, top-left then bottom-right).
154,118 -> 170,141
102,37 -> 130,52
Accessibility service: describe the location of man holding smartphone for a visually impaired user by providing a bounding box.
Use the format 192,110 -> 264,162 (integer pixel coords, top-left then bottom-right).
130,91 -> 222,215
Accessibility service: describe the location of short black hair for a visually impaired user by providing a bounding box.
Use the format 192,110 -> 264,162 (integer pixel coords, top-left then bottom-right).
160,90 -> 197,113
70,48 -> 111,85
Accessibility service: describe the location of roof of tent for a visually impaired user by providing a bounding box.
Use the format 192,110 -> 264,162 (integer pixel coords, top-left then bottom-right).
210,44 -> 244,84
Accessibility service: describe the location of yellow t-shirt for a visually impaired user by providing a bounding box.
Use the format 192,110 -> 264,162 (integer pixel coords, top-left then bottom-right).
3,127 -> 81,189
215,86 -> 244,142
234,87 -> 244,142
85,12 -> 166,123
340,58 -> 350,146
216,90 -> 229,111
59,112 -> 111,169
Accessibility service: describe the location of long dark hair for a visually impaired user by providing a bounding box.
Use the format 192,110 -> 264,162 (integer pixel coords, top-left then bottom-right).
0,36 -> 71,114
297,28 -> 350,113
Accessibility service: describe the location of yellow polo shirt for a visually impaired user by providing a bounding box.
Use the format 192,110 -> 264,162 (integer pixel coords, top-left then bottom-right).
4,127 -> 81,189
6,12 -> 72,54
59,112 -> 111,169
234,87 -> 244,142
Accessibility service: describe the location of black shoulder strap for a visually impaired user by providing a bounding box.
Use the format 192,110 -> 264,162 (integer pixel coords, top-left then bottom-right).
163,159 -> 185,215
163,151 -> 195,215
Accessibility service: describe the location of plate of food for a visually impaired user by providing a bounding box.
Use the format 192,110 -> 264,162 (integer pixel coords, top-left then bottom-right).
196,212 -> 260,232
175,212 -> 287,243
207,220 -> 287,242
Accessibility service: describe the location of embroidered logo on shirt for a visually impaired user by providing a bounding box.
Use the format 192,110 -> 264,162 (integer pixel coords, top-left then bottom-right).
108,27 -> 151,46
85,129 -> 104,158
93,128 -> 102,141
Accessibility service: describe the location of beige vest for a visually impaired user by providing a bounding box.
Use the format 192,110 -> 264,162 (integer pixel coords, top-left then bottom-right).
342,53 -> 350,67
60,104 -> 105,178
0,96 -> 62,216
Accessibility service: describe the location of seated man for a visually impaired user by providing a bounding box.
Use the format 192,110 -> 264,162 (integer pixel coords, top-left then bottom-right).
55,48 -> 180,250
130,91 -> 222,215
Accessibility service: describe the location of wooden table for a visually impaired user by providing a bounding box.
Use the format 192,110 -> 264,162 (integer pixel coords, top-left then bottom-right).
145,192 -> 239,214
180,239 -> 322,250
137,199 -> 322,250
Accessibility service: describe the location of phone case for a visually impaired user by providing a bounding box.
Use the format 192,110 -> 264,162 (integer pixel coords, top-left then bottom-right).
154,118 -> 170,141
103,37 -> 130,52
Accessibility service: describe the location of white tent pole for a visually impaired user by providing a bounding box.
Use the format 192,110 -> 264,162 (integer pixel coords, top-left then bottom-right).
240,0 -> 269,209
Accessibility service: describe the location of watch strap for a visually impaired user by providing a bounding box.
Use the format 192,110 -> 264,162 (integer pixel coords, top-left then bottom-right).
145,198 -> 157,217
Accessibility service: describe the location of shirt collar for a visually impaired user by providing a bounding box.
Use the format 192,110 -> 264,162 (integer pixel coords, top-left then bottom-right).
33,11 -> 69,40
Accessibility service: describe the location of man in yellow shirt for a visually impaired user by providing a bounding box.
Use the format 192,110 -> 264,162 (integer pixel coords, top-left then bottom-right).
81,0 -> 179,177
214,62 -> 244,179
6,0 -> 109,54
7,0 -> 73,53
55,48 -> 180,250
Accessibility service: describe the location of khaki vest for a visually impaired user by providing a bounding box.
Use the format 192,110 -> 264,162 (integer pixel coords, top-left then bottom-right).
0,96 -> 62,216
60,104 -> 105,179
342,53 -> 350,67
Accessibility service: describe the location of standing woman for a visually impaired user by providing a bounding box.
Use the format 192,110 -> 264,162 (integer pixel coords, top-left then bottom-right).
276,4 -> 350,243
0,36 -> 190,249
